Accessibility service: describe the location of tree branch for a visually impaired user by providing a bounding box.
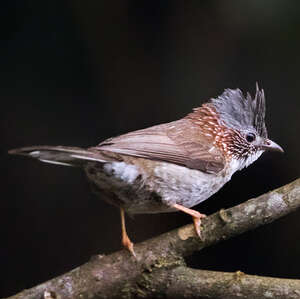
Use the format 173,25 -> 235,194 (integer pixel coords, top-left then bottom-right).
135,266 -> 300,299
6,178 -> 300,299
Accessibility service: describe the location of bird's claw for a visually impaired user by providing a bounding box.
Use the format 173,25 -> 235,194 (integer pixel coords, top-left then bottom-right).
193,213 -> 206,240
122,236 -> 136,258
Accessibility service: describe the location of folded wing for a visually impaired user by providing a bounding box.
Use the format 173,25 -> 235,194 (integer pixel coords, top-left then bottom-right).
96,119 -> 225,174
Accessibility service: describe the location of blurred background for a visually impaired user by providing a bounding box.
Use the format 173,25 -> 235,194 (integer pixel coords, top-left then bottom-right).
1,1 -> 300,297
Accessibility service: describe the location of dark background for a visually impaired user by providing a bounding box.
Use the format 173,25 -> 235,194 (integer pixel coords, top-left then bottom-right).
1,1 -> 300,297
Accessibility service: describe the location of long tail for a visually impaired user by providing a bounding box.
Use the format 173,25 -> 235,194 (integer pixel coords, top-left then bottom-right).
8,146 -> 110,167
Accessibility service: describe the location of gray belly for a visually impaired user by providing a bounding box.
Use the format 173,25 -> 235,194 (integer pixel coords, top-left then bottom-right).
85,160 -> 231,215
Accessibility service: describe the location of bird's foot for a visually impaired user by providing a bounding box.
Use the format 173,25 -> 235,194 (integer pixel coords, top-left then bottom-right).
172,203 -> 206,240
122,233 -> 136,258
120,207 -> 136,257
192,212 -> 206,239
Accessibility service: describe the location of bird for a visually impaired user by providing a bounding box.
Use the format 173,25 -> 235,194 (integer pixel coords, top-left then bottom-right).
9,84 -> 283,256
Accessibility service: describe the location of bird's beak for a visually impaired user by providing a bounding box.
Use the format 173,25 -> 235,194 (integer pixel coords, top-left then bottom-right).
260,139 -> 284,153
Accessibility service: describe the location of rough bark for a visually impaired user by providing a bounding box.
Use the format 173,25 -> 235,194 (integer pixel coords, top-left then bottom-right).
5,178 -> 300,299
136,267 -> 300,299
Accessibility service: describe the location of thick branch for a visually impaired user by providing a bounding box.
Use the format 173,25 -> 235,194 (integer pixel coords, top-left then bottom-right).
6,178 -> 300,299
136,266 -> 300,299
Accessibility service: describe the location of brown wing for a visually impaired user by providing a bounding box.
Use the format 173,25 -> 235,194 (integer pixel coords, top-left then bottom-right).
95,119 -> 225,174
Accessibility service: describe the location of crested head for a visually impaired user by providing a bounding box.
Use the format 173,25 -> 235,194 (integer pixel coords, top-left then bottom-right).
186,84 -> 283,170
209,83 -> 267,139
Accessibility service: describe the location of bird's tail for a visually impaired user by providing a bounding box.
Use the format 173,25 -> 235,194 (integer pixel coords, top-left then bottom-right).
8,146 -> 109,167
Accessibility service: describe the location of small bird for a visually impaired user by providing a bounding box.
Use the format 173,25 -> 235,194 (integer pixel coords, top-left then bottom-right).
9,84 -> 283,256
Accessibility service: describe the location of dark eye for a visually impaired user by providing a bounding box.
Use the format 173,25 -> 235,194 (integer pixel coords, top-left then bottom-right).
246,133 -> 256,143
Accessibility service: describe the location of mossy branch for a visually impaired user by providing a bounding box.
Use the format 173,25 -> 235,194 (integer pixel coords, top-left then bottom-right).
5,178 -> 300,299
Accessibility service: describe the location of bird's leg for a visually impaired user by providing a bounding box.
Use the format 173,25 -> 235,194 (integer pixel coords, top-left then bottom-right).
172,203 -> 206,239
120,208 -> 136,257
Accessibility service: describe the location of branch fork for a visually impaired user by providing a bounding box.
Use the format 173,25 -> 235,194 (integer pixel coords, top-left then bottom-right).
6,178 -> 300,299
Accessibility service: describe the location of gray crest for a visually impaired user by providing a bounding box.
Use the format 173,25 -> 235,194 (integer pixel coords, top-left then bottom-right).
210,83 -> 268,138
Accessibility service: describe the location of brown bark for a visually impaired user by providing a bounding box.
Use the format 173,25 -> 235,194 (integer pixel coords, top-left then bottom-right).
5,178 -> 300,299
136,267 -> 300,299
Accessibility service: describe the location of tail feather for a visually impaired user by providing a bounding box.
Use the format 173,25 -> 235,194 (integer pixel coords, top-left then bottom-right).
8,146 -> 109,167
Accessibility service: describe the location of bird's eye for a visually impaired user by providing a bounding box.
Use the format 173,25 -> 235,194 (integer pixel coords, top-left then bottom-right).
246,133 -> 256,143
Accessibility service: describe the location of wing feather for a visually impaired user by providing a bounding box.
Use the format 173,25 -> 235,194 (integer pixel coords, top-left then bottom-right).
96,119 -> 225,174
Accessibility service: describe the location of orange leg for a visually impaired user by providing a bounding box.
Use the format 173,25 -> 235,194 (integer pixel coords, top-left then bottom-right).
173,204 -> 206,239
120,208 -> 136,257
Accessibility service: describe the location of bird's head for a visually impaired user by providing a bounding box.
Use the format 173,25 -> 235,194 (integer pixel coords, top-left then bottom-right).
187,84 -> 283,170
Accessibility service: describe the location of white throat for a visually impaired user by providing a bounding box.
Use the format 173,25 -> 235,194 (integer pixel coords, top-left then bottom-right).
230,150 -> 264,173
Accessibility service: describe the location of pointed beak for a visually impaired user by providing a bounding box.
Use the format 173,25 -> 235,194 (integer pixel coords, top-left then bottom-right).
260,139 -> 284,153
